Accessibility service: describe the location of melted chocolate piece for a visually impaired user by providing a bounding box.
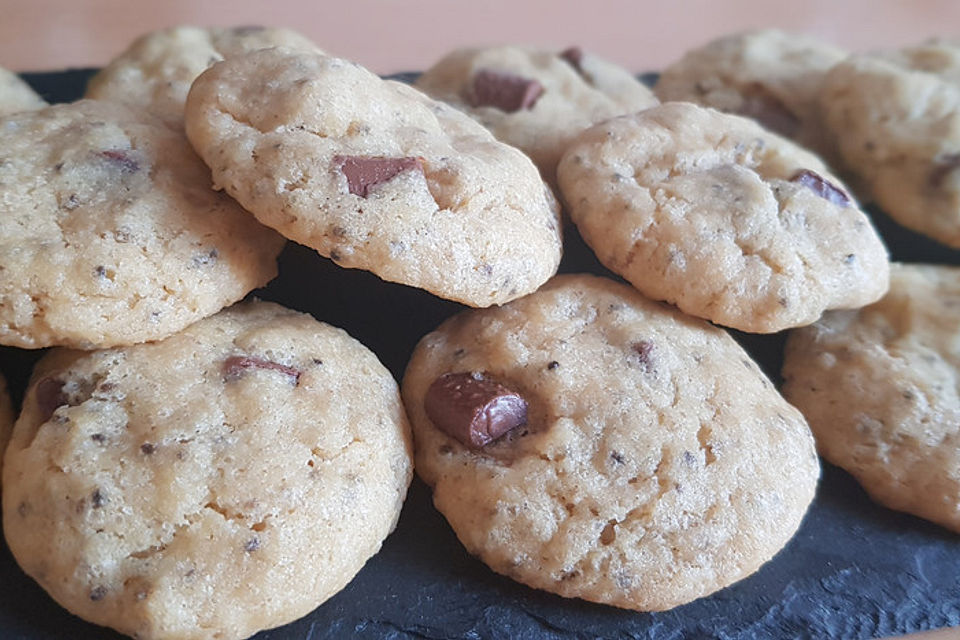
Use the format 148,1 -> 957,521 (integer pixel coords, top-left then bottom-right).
100,149 -> 139,174
790,169 -> 851,207
738,83 -> 801,139
559,46 -> 584,72
424,372 -> 528,449
222,356 -> 301,385
333,155 -> 424,198
35,377 -> 67,423
930,153 -> 960,188
470,69 -> 544,113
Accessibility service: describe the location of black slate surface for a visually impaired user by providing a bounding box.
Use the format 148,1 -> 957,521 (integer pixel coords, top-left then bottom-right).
0,68 -> 958,640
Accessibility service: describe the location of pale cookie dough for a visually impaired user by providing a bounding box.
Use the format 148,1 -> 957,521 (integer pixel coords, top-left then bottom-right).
0,370 -> 12,483
0,66 -> 46,117
557,102 -> 890,333
403,274 -> 819,611
655,29 -> 845,156
415,45 -> 658,183
0,100 -> 285,349
86,25 -> 322,126
783,264 -> 960,533
185,48 -> 562,308
2,300 -> 413,640
821,51 -> 960,247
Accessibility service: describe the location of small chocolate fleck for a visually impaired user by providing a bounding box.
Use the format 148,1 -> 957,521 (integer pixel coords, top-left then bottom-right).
610,451 -> 624,464
559,46 -> 584,72
790,169 -> 851,207
453,348 -> 465,358
89,586 -> 107,602
738,83 -> 800,138
63,193 -> 80,211
931,153 -> 960,188
17,501 -> 29,517
424,372 -> 528,449
35,377 -> 67,423
244,537 -> 261,553
547,361 -> 560,371
683,451 -> 696,466
312,358 -> 323,366
91,433 -> 106,443
333,155 -> 424,198
223,356 -> 301,385
192,248 -> 219,267
633,340 -> 655,369
100,149 -> 139,174
328,249 -> 342,262
94,265 -> 107,278
54,161 -> 64,172
470,69 -> 544,113
844,254 -> 856,264
140,443 -> 156,455
91,488 -> 107,508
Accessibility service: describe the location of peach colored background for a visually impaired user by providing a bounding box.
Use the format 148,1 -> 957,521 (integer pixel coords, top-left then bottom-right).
3,0 -> 960,73
3,2 -> 960,639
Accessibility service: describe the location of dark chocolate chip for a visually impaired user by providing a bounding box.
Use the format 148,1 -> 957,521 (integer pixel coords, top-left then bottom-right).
100,149 -> 139,174
790,169 -> 851,207
931,153 -> 960,188
89,586 -> 107,602
140,443 -> 156,455
559,46 -> 584,72
470,69 -> 544,113
91,433 -> 106,443
223,356 -> 301,385
244,536 -> 261,553
91,488 -> 107,508
738,83 -> 800,139
35,377 -> 67,423
547,361 -> 560,370
332,155 -> 424,198
424,372 -> 528,449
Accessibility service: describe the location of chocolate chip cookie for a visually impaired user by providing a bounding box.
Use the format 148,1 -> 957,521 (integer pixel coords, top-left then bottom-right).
783,263 -> 960,532
415,45 -> 658,184
821,50 -> 960,247
655,29 -> 846,156
557,102 -> 890,333
403,274 -> 819,611
3,300 -> 413,639
0,100 -> 285,349
86,25 -> 323,126
185,48 -> 562,308
0,66 -> 46,117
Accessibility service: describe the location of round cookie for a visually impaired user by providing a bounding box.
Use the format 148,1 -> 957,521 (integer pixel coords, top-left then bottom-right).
0,370 -> 12,483
820,52 -> 960,247
0,66 -> 46,117
655,29 -> 846,156
782,263 -> 960,532
86,25 -> 322,126
0,99 -> 285,349
415,45 -> 658,183
185,48 -> 562,308
2,300 -> 413,640
556,102 -> 890,333
402,274 -> 819,611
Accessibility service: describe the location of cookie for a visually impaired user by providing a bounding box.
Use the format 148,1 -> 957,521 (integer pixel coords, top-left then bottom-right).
86,25 -> 322,126
415,45 -> 658,183
2,300 -> 413,640
556,102 -> 890,333
0,66 -> 46,117
655,29 -> 845,155
783,264 -> 960,532
820,51 -> 960,247
185,48 -> 562,308
0,100 -> 285,349
0,370 -> 12,483
402,274 -> 819,611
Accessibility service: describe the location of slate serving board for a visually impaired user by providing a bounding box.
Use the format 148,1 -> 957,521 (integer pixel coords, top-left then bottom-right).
0,69 -> 958,640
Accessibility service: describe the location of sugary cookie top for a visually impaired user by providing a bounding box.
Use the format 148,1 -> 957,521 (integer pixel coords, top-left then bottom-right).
415,45 -> 658,181
0,66 -> 46,117
86,25 -> 322,125
782,264 -> 960,532
403,274 -> 819,611
3,301 -> 413,640
0,100 -> 285,349
185,48 -> 562,307
557,102 -> 890,333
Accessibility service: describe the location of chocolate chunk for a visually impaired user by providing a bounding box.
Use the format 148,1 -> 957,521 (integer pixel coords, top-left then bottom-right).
470,69 -> 544,113
223,355 -> 301,385
100,149 -> 139,174
333,155 -> 424,198
35,377 -> 67,423
424,372 -> 528,449
790,169 -> 851,207
931,153 -> 960,188
738,83 -> 800,139
559,46 -> 584,72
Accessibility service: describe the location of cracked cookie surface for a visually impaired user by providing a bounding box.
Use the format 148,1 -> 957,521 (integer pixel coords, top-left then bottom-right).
557,102 -> 889,333
414,45 -> 658,184
0,99 -> 285,349
402,274 -> 819,611
2,300 -> 413,640
783,263 -> 960,532
86,25 -> 322,126
185,48 -> 562,308
0,65 -> 46,117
